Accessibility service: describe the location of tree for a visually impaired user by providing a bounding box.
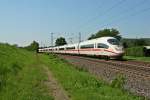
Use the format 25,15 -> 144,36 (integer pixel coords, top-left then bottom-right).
25,41 -> 39,51
122,42 -> 128,48
134,39 -> 147,46
88,28 -> 121,40
55,37 -> 67,46
12,44 -> 18,48
88,34 -> 95,40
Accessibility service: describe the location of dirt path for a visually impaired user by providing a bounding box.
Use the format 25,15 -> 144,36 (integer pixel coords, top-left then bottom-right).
36,54 -> 69,100
43,65 -> 70,100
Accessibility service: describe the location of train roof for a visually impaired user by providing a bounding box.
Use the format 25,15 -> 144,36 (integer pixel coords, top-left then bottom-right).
39,37 -> 116,49
87,36 -> 115,41
79,36 -> 115,44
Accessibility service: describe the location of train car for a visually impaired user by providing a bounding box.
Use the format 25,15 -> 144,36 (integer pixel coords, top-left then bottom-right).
38,47 -> 53,53
38,37 -> 124,59
65,43 -> 78,54
78,37 -> 124,59
58,45 -> 66,54
38,48 -> 48,53
53,46 -> 59,53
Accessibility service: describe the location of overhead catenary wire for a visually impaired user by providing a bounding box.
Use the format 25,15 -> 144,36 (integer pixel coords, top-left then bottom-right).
99,5 -> 150,30
71,0 -> 127,41
93,6 -> 150,36
84,0 -> 148,33
47,0 -> 149,45
76,0 -> 126,32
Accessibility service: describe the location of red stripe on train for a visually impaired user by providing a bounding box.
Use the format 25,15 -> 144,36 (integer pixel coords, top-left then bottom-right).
65,48 -> 118,54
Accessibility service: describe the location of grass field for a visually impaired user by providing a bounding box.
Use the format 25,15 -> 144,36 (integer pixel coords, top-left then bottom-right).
0,43 -> 146,100
0,43 -> 53,100
124,56 -> 150,62
40,54 -> 144,100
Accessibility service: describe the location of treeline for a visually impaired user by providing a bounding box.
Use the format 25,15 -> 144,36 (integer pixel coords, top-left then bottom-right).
0,41 -> 40,52
122,38 -> 150,48
122,38 -> 150,57
23,41 -> 39,52
88,28 -> 121,41
125,46 -> 145,57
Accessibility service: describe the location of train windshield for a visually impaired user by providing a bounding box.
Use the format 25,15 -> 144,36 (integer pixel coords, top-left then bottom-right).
107,39 -> 119,45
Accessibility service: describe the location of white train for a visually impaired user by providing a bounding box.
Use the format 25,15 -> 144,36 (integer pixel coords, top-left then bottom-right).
39,37 -> 124,59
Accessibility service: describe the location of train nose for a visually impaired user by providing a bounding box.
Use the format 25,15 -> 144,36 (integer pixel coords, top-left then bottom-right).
114,46 -> 124,53
115,47 -> 122,51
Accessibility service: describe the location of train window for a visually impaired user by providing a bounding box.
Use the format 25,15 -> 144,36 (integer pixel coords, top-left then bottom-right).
49,49 -> 52,51
97,43 -> 109,49
59,48 -> 64,50
66,46 -> 75,50
80,44 -> 94,49
107,39 -> 119,45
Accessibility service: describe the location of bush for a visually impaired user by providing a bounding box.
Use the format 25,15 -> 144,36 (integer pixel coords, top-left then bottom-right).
111,74 -> 125,89
24,41 -> 39,52
125,46 -> 144,57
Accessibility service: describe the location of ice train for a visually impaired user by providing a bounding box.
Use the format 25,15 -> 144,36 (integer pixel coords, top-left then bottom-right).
39,37 -> 124,59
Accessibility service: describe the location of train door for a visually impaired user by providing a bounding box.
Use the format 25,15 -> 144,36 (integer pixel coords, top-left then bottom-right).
97,43 -> 105,56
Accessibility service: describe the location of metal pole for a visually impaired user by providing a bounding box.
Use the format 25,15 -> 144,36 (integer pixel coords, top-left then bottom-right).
51,32 -> 54,47
79,32 -> 81,43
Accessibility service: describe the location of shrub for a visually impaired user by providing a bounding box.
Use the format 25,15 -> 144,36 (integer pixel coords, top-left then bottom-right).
125,46 -> 144,57
111,74 -> 125,89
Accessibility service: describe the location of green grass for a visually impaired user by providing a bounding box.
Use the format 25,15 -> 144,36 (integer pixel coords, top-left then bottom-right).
0,43 -> 53,100
0,43 -> 147,100
39,54 -> 144,100
124,56 -> 150,62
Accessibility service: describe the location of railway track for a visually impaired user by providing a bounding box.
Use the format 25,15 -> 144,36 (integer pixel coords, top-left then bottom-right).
79,56 -> 150,77
58,54 -> 150,98
61,55 -> 150,77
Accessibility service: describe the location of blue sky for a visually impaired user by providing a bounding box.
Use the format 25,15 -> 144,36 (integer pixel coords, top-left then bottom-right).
0,0 -> 150,46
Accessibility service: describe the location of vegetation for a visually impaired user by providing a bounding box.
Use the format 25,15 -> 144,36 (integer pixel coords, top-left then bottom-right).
123,38 -> 150,57
122,38 -> 150,48
55,37 -> 67,46
88,28 -> 121,40
40,54 -> 143,100
111,74 -> 125,89
0,43 -> 53,100
24,41 -> 39,52
124,56 -> 150,62
0,43 -> 147,100
125,46 -> 144,57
